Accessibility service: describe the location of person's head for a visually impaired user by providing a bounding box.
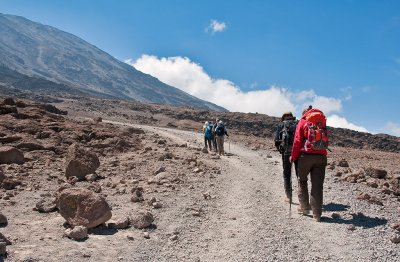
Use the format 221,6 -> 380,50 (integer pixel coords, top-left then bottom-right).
302,105 -> 313,116
205,121 -> 209,125
219,120 -> 224,125
216,118 -> 220,123
281,112 -> 293,121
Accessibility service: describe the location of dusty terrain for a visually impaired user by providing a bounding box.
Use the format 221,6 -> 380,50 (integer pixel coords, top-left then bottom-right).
0,96 -> 400,262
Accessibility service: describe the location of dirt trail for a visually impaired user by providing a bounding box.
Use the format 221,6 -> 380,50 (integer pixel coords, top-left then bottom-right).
103,121 -> 379,262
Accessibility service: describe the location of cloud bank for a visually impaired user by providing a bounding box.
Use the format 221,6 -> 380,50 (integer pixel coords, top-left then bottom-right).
205,19 -> 226,34
126,55 -> 368,132
385,122 -> 400,137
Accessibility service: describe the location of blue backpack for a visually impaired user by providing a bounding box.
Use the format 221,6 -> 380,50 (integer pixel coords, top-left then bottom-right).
205,124 -> 213,139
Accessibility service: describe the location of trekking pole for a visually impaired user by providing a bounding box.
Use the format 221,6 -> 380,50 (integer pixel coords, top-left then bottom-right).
289,166 -> 292,219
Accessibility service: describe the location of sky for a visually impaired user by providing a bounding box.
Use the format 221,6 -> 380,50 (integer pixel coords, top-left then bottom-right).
1,0 -> 400,136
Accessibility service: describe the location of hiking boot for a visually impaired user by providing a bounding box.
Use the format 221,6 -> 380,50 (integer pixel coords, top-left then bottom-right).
297,206 -> 311,215
313,215 -> 321,222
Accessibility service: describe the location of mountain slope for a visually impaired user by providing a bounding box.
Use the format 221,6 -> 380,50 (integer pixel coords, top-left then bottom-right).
0,13 -> 225,111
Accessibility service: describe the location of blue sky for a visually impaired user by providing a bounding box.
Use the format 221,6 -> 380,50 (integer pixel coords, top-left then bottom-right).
1,0 -> 400,136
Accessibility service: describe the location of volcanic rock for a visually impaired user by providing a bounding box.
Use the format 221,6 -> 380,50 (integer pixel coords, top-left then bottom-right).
337,159 -> 349,167
65,144 -> 100,180
108,217 -> 130,229
0,241 -> 6,255
0,233 -> 11,245
0,146 -> 24,164
364,167 -> 387,179
57,188 -> 112,228
1,178 -> 22,190
64,226 -> 88,241
130,210 -> 154,229
35,197 -> 57,213
0,212 -> 7,226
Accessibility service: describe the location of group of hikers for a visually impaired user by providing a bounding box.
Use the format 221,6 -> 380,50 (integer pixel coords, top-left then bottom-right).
274,105 -> 328,222
202,118 -> 229,156
201,106 -> 328,222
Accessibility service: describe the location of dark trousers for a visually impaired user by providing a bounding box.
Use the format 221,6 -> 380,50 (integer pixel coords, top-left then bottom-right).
205,138 -> 213,150
297,153 -> 327,216
281,153 -> 297,197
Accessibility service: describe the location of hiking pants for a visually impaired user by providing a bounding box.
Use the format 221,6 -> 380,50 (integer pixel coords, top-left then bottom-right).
216,135 -> 224,155
282,153 -> 293,197
297,153 -> 327,217
205,138 -> 213,151
213,137 -> 218,152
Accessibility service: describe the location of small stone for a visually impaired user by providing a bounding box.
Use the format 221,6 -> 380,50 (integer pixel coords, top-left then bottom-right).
152,202 -> 163,209
347,225 -> 356,231
192,211 -> 201,217
127,235 -> 134,241
131,211 -> 154,229
148,197 -> 157,205
331,213 -> 341,219
143,232 -> 150,239
390,235 -> 400,244
64,226 -> 88,241
108,217 -> 130,229
203,192 -> 211,200
189,185 -> 194,189
170,235 -> 178,241
337,159 -> 349,167
85,174 -> 98,182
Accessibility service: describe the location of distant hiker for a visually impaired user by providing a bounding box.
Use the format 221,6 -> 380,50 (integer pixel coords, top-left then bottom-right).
212,118 -> 220,152
274,112 -> 297,202
291,105 -> 329,222
204,121 -> 214,151
215,120 -> 228,155
202,121 -> 209,149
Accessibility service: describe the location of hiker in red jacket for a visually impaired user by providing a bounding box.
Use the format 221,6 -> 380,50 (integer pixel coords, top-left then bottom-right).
291,105 -> 328,222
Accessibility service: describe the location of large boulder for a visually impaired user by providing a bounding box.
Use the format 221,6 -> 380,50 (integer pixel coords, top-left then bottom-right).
65,144 -> 100,180
0,146 -> 24,164
57,188 -> 112,228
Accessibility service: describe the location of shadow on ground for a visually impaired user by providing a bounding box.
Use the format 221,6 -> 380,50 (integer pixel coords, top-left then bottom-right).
321,212 -> 387,228
323,202 -> 350,212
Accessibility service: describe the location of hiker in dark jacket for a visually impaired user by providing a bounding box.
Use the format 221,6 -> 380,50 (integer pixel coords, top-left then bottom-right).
274,112 -> 297,202
212,118 -> 219,152
291,106 -> 328,222
215,120 -> 228,155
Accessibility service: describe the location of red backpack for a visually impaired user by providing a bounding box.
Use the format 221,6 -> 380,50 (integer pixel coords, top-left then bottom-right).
303,109 -> 329,151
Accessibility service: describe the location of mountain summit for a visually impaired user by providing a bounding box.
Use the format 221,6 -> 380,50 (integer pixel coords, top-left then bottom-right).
0,13 -> 225,111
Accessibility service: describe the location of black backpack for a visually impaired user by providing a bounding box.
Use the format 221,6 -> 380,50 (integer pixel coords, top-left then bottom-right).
215,124 -> 225,136
279,119 -> 297,153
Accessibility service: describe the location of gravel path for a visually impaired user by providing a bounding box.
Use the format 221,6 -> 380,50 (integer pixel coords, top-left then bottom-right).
104,121 -> 399,262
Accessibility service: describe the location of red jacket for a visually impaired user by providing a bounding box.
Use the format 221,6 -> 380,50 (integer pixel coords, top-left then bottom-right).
290,109 -> 328,161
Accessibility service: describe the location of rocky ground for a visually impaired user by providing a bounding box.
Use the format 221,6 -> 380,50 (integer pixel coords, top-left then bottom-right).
0,95 -> 399,261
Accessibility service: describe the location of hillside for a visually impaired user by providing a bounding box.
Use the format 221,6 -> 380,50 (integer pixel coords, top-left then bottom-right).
0,13 -> 225,111
0,95 -> 399,261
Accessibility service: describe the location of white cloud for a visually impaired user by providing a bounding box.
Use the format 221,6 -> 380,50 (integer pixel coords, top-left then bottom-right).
327,114 -> 368,132
205,19 -> 226,34
126,54 -> 368,132
385,122 -> 400,137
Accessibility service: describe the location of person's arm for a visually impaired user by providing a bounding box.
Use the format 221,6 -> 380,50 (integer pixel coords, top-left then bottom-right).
274,123 -> 281,148
291,119 -> 304,162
